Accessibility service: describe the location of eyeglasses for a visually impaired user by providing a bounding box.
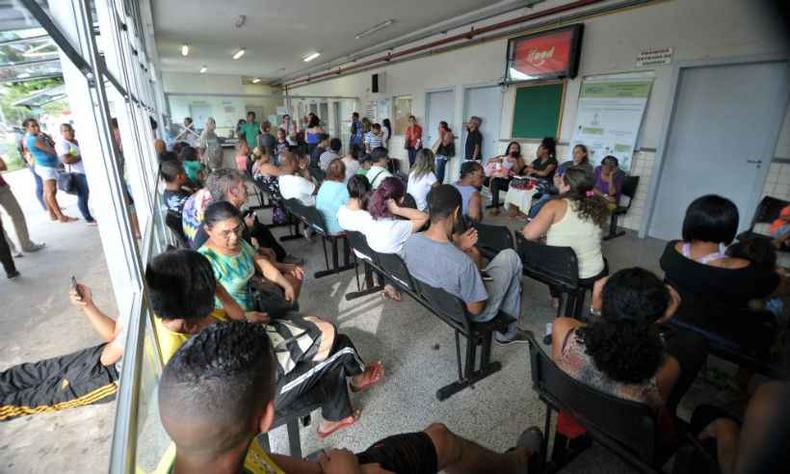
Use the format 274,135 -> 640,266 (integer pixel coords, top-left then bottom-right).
218,224 -> 244,239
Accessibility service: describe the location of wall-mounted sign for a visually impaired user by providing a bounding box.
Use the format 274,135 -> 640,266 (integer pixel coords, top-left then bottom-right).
636,47 -> 673,67
505,24 -> 583,83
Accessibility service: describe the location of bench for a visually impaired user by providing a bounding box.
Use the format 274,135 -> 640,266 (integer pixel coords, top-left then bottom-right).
281,198 -> 354,278
515,233 -> 605,319
526,331 -> 679,472
343,231 -> 511,400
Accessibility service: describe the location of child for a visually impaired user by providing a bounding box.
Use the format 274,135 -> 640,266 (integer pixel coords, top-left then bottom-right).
727,237 -> 785,319
235,140 -> 251,173
159,159 -> 192,217
770,204 -> 790,250
357,153 -> 373,176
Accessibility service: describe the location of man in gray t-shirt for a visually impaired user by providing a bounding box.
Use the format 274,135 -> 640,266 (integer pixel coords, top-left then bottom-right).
402,185 -> 527,344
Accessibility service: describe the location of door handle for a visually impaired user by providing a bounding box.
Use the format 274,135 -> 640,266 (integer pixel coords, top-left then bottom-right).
746,159 -> 763,164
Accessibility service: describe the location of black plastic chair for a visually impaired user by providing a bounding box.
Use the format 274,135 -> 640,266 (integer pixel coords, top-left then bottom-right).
526,331 -> 668,472
738,195 -> 790,242
298,204 -> 354,279
258,399 -> 322,458
280,198 -> 307,242
344,231 -> 385,300
515,233 -> 588,318
472,222 -> 514,260
415,279 -> 510,400
604,175 -> 639,241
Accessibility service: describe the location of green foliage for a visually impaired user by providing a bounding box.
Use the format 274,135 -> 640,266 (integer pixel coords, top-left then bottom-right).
0,77 -> 65,125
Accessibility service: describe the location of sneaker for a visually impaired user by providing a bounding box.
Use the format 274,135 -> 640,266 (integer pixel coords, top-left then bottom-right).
6,270 -> 20,279
283,254 -> 305,266
23,243 -> 45,253
494,328 -> 530,346
12,251 -> 23,258
480,271 -> 493,282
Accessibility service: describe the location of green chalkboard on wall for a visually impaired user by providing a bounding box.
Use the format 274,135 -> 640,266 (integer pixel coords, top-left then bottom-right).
511,82 -> 565,139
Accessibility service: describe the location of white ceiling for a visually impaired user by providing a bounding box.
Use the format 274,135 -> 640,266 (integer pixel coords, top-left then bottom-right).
152,0 -> 527,83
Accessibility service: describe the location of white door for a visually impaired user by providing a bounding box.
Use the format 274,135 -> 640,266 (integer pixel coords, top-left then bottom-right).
648,61 -> 790,241
462,85 -> 503,166
425,89 -> 455,151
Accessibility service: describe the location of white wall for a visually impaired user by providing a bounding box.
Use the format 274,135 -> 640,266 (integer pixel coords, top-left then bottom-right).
290,0 -> 790,231
162,72 -> 283,134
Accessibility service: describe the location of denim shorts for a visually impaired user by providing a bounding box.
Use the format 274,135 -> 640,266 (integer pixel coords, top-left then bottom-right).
35,165 -> 58,181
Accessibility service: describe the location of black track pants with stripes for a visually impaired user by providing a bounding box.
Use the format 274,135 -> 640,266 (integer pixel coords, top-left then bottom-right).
0,343 -> 119,420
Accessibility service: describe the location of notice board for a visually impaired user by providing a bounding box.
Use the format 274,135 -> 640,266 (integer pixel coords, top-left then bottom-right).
511,82 -> 564,139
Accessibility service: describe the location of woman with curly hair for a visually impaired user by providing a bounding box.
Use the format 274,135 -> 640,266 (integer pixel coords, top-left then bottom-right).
521,166 -> 610,307
551,267 -> 682,407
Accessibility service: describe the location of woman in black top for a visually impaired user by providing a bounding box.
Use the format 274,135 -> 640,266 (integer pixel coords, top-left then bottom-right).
526,137 -> 558,180
660,195 -> 790,376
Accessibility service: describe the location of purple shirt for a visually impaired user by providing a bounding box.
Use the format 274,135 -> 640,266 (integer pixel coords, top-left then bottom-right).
594,166 -> 624,203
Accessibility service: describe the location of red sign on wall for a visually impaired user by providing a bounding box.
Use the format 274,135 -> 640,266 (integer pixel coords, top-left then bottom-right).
506,25 -> 583,82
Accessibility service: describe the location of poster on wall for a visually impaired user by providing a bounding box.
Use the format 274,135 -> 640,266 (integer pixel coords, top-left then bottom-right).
569,73 -> 653,172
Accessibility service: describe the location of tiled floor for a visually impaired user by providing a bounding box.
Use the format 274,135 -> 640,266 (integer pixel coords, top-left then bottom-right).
0,173 -> 733,473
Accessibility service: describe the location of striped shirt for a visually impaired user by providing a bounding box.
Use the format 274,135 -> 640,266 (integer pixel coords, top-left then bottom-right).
364,131 -> 384,150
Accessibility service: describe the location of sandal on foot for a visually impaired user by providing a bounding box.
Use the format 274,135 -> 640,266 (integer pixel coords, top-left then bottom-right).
351,361 -> 384,393
317,410 -> 361,439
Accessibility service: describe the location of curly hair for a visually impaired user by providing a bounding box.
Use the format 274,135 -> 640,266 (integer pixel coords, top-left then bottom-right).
576,268 -> 669,384
561,166 -> 610,227
368,177 -> 404,219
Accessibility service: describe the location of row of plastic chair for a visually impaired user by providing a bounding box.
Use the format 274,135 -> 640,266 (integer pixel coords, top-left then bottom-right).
344,230 -> 511,401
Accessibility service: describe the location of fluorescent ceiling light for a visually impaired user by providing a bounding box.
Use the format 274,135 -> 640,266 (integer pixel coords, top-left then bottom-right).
232,48 -> 246,60
200,65 -> 207,73
355,19 -> 395,40
302,51 -> 321,62
251,77 -> 261,84
181,43 -> 189,56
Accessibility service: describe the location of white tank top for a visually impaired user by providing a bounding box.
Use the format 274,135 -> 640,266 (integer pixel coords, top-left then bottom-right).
546,199 -> 605,279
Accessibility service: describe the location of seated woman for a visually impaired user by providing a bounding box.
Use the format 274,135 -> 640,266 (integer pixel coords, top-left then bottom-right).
199,201 -> 304,318
365,177 -> 429,300
337,175 -> 373,233
407,148 -> 438,211
528,144 -> 592,219
526,137 -> 558,180
341,147 -> 360,183
234,140 -> 251,173
486,141 -> 526,216
315,158 -> 349,234
594,155 -> 625,207
660,195 -> 790,354
521,166 -> 608,308
453,161 -> 484,224
552,267 -> 681,409
278,151 -> 317,206
501,137 -> 558,219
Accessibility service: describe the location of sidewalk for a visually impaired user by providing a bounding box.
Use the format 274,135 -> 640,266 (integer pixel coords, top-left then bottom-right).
0,167 -> 117,473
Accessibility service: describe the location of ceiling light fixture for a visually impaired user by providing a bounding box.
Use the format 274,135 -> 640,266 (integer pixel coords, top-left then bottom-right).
181,43 -> 189,56
232,48 -> 246,60
355,19 -> 395,40
251,77 -> 261,84
302,51 -> 321,62
200,65 -> 207,73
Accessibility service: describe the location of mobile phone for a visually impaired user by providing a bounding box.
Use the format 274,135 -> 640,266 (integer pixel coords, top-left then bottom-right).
70,276 -> 82,299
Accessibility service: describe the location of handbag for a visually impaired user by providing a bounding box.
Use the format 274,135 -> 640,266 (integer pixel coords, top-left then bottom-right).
248,277 -> 297,317
56,164 -> 78,195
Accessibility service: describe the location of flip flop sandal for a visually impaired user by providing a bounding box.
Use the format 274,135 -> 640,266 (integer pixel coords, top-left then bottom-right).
351,361 -> 384,393
317,410 -> 361,439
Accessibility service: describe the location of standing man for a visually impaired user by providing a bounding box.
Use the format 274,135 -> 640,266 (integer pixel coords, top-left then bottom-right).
349,112 -> 364,156
257,120 -> 276,156
240,111 -> 260,148
465,116 -> 483,162
0,156 -> 45,256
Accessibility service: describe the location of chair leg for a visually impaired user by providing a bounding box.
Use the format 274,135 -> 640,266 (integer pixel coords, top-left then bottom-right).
315,236 -> 356,279
280,219 -> 303,241
345,261 -> 384,299
543,406 -> 553,468
436,331 -> 501,401
286,418 -> 302,458
603,213 -> 626,241
454,330 -> 463,381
